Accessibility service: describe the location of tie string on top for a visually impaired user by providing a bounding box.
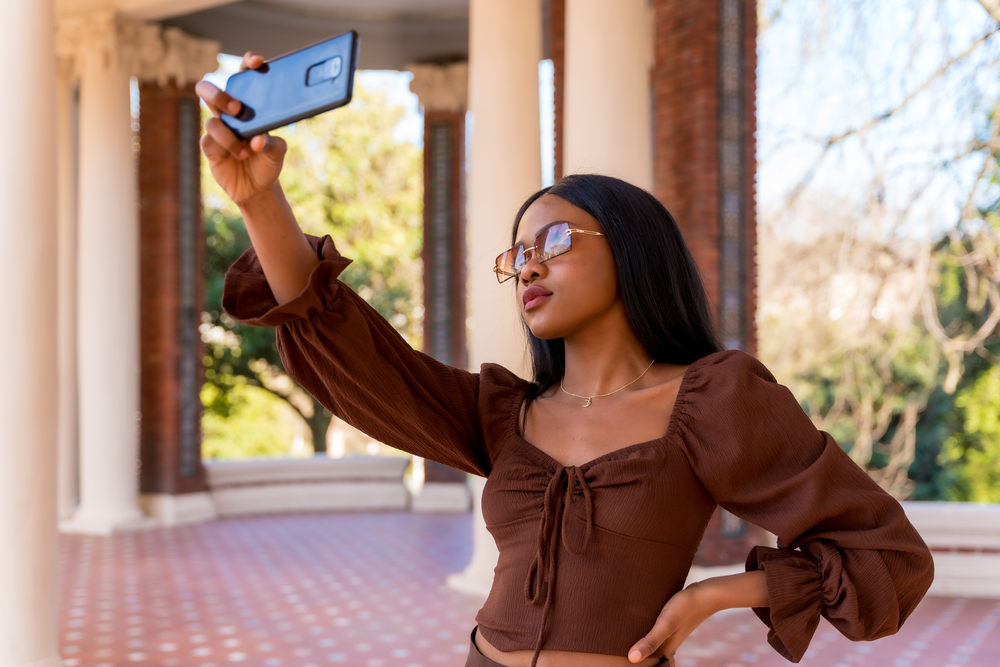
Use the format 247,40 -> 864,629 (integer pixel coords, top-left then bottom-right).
523,465 -> 595,667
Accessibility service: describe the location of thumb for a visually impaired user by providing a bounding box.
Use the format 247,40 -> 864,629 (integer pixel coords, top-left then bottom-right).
628,632 -> 664,663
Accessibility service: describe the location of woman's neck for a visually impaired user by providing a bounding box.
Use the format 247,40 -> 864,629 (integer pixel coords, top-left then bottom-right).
560,312 -> 653,397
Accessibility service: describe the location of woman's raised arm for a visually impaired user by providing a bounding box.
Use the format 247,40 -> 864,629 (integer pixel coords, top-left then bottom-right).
195,51 -> 318,305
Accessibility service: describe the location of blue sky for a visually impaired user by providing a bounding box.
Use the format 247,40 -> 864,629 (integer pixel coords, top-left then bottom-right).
202,0 -> 1000,241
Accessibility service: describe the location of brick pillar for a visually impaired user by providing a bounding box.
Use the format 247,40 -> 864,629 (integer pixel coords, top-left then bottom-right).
138,80 -> 208,499
652,0 -> 756,356
547,0 -> 565,182
422,110 -> 468,372
408,63 -> 472,509
653,0 -> 759,564
422,109 -> 470,490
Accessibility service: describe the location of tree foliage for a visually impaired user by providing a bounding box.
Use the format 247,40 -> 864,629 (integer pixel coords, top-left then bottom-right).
757,0 -> 1000,499
201,81 -> 423,458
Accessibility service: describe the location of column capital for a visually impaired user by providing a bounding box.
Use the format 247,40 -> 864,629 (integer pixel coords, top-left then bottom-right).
56,13 -> 219,86
407,61 -> 469,113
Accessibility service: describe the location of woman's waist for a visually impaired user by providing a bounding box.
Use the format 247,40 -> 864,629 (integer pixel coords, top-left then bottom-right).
472,627 -> 667,667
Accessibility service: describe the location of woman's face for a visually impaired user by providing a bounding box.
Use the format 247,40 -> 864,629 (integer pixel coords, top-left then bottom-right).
513,194 -> 623,341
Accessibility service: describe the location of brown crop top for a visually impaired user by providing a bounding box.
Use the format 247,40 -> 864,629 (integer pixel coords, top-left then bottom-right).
223,235 -> 934,665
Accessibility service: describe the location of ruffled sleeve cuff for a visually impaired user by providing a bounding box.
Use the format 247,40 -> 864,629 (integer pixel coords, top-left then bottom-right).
222,234 -> 353,327
746,546 -> 825,663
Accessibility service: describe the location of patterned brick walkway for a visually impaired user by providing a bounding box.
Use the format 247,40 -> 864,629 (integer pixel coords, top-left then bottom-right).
58,513 -> 1000,667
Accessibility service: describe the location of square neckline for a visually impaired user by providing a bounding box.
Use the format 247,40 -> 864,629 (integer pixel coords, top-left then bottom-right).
509,358 -> 702,470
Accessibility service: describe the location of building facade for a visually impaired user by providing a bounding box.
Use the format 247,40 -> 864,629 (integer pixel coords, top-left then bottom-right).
0,1 -> 757,665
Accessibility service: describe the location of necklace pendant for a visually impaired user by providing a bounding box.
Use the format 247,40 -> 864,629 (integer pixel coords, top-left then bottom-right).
582,398 -> 592,408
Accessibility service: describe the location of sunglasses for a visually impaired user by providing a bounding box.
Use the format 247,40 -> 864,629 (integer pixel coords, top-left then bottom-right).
493,221 -> 605,283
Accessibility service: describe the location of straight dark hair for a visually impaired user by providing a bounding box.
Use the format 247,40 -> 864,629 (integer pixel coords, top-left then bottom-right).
512,173 -> 724,396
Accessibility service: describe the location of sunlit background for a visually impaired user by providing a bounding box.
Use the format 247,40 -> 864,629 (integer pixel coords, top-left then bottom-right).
193,0 -> 1000,504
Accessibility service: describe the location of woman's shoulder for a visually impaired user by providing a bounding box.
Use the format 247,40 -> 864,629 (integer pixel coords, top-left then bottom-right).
478,363 -> 532,398
682,349 -> 778,394
678,349 -> 813,442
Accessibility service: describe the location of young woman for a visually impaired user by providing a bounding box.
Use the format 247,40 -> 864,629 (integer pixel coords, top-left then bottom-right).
197,53 -> 933,667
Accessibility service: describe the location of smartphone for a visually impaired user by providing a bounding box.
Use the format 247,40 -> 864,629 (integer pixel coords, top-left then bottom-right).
221,31 -> 359,140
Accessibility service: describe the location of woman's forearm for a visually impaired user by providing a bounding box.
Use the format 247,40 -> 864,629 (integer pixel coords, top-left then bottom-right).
237,182 -> 320,305
693,570 -> 770,611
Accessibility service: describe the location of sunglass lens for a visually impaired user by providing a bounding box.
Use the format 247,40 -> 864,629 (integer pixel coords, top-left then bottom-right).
513,245 -> 529,274
495,249 -> 515,282
539,222 -> 572,261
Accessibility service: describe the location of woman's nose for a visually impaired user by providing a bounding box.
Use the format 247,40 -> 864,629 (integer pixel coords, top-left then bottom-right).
519,251 -> 546,283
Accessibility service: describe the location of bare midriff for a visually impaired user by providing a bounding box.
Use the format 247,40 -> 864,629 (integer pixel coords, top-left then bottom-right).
475,631 -> 666,667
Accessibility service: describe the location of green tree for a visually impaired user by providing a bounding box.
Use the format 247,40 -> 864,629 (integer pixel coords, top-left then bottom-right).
201,81 -> 423,457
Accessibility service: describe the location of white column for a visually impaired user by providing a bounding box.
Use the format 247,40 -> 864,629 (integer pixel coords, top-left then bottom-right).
563,0 -> 653,190
450,0 -> 542,596
58,13 -> 155,534
0,1 -> 62,666
56,58 -> 79,522
446,476 -> 500,597
466,0 -> 542,375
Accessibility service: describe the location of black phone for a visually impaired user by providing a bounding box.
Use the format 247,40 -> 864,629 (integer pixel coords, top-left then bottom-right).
221,31 -> 359,140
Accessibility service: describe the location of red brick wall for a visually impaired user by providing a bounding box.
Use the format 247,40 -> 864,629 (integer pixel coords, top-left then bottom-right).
653,0 -> 759,565
742,0 -> 758,357
422,109 -> 468,372
138,80 -> 206,495
652,0 -> 756,356
653,0 -> 722,320
550,0 -> 565,182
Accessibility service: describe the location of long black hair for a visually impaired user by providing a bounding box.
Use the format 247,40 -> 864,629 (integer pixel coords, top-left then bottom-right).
512,173 -> 723,395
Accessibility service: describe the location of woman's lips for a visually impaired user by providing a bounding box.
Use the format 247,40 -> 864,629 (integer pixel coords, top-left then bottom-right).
522,286 -> 553,311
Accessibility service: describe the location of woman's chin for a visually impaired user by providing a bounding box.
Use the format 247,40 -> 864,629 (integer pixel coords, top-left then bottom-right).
523,316 -> 565,341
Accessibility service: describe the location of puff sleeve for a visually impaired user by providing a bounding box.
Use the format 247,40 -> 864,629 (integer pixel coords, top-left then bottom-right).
222,234 -> 518,476
677,351 -> 934,662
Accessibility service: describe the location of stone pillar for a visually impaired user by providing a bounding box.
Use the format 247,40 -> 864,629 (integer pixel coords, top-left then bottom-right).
450,0 -> 541,594
56,58 -> 80,522
56,13 -> 163,535
446,477 -> 500,598
563,0 -> 653,189
652,0 -> 758,564
466,0 -> 541,376
0,1 -> 61,666
408,62 -> 472,512
135,30 -> 219,527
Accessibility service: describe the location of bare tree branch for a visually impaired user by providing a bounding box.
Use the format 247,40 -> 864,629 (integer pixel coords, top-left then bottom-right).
979,0 -> 1000,24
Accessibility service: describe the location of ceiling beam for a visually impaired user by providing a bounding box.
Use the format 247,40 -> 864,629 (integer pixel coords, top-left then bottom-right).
56,0 -> 234,21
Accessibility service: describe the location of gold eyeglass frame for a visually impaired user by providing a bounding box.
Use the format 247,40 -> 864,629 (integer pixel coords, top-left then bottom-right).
493,222 -> 605,283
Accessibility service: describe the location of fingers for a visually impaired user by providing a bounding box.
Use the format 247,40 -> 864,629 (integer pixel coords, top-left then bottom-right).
249,133 -> 287,160
195,80 -> 242,118
202,117 -> 249,160
628,625 -> 670,663
239,51 -> 265,72
628,599 -> 685,663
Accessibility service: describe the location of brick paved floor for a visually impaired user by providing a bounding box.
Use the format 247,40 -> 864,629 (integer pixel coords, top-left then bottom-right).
58,513 -> 1000,667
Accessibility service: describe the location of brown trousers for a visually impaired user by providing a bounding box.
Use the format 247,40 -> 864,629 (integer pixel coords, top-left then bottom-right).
464,628 -> 669,667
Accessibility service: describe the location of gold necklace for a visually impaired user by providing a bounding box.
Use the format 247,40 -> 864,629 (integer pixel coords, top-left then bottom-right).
559,359 -> 657,408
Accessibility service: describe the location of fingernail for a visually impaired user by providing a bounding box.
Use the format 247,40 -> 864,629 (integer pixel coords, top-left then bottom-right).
629,650 -> 642,662
238,148 -> 249,159
227,100 -> 241,115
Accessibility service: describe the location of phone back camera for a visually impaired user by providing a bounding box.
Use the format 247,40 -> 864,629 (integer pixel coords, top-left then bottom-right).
306,57 -> 343,86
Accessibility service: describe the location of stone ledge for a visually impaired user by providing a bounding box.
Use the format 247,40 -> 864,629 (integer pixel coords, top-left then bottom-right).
412,481 -> 471,512
140,491 -> 218,527
205,455 -> 410,487
902,502 -> 1000,598
203,456 -> 411,517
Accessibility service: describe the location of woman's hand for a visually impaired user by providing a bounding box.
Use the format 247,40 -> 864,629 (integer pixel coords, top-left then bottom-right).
628,571 -> 769,664
195,51 -> 287,206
